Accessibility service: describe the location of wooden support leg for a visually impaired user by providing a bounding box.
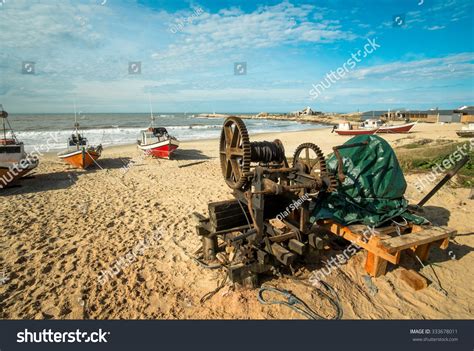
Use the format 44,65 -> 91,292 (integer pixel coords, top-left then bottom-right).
365,251 -> 388,277
438,238 -> 450,250
202,235 -> 217,261
414,243 -> 431,262
242,272 -> 258,289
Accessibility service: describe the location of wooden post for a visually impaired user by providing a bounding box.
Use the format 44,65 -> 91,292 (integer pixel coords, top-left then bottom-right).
364,237 -> 388,277
202,235 -> 217,261
364,251 -> 388,277
414,243 -> 431,262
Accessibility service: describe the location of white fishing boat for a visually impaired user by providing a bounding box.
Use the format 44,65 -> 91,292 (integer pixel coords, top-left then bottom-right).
0,105 -> 39,188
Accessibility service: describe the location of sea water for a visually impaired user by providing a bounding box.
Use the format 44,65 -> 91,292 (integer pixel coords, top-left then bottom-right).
5,113 -> 328,152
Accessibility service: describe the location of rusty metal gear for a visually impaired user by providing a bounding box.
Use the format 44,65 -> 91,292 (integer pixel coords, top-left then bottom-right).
292,143 -> 337,192
219,117 -> 251,190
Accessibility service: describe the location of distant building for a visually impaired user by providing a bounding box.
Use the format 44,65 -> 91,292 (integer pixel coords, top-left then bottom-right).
426,109 -> 461,123
361,111 -> 388,120
361,108 -> 467,123
360,110 -> 427,121
292,106 -> 322,116
455,106 -> 474,123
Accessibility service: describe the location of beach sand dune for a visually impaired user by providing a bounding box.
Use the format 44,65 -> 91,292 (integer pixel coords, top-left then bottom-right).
1,123 -> 473,319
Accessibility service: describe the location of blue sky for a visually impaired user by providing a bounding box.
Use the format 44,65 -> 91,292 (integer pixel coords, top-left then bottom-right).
0,0 -> 473,113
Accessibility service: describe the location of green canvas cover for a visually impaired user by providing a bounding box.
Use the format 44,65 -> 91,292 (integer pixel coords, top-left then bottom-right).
310,134 -> 427,227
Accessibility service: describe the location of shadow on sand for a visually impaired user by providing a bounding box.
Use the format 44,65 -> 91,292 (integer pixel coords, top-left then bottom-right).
85,157 -> 132,172
0,157 -> 133,196
1,171 -> 80,196
418,205 -> 451,226
173,149 -> 212,161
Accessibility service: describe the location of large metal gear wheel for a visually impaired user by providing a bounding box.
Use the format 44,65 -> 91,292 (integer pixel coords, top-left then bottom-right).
292,143 -> 337,191
219,117 -> 251,190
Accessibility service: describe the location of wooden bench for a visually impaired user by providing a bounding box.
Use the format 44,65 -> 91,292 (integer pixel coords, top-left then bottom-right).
319,220 -> 457,277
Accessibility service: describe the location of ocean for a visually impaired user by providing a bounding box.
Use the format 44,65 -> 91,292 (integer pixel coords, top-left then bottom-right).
5,113 -> 328,152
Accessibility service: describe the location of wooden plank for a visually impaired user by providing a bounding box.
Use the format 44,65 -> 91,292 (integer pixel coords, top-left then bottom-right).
210,207 -> 250,221
382,226 -> 456,252
270,243 -> 296,265
288,239 -> 305,255
397,269 -> 428,291
208,199 -> 251,232
211,214 -> 250,230
208,198 -> 241,210
193,211 -> 208,222
321,222 -> 399,264
347,224 -> 394,240
268,231 -> 296,242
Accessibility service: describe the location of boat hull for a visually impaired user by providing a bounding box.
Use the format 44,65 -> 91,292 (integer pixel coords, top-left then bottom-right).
456,130 -> 474,138
138,139 -> 179,159
335,129 -> 378,136
58,148 -> 101,169
0,160 -> 39,189
377,122 -> 416,133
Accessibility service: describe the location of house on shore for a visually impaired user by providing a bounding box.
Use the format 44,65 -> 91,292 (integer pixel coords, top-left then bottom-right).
291,106 -> 323,116
361,107 -> 472,123
455,106 -> 474,123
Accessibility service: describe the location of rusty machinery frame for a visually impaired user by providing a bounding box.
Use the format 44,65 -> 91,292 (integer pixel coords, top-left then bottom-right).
195,116 -> 358,286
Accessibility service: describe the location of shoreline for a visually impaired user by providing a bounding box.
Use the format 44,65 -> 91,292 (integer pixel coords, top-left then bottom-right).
36,121 -> 467,158
198,113 -> 345,125
38,125 -> 334,157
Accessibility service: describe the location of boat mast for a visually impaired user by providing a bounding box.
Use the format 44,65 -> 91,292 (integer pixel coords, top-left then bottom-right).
149,96 -> 155,128
73,101 -> 81,149
1,104 -> 6,141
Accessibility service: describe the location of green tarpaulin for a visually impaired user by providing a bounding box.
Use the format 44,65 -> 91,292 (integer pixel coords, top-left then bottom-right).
310,134 -> 427,227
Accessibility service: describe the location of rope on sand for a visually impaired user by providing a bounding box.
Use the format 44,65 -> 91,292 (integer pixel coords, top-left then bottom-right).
258,280 -> 343,320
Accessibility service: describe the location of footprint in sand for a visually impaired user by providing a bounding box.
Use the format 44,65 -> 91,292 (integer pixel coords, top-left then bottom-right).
41,263 -> 53,274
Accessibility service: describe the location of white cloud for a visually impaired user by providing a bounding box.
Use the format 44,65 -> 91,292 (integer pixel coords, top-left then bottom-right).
349,53 -> 474,81
153,1 -> 356,62
426,25 -> 446,30
0,1 -> 110,49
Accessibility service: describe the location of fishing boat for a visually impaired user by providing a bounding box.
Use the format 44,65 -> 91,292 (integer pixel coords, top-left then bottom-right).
377,122 -> 416,133
332,121 -> 379,136
58,110 -> 102,169
0,105 -> 39,188
137,107 -> 179,159
333,119 -> 416,135
456,123 -> 474,138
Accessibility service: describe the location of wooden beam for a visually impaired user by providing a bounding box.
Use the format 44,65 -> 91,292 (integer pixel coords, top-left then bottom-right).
320,222 -> 399,264
270,243 -> 296,265
397,269 -> 428,291
382,226 -> 456,252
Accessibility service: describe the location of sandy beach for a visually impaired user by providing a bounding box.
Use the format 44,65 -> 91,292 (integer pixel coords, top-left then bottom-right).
1,122 -> 473,320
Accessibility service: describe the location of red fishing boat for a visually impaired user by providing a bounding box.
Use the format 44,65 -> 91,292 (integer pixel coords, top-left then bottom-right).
334,128 -> 379,136
333,120 -> 416,135
377,122 -> 416,133
137,108 -> 179,159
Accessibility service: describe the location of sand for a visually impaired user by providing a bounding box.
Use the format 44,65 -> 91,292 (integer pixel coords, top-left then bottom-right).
0,122 -> 473,319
